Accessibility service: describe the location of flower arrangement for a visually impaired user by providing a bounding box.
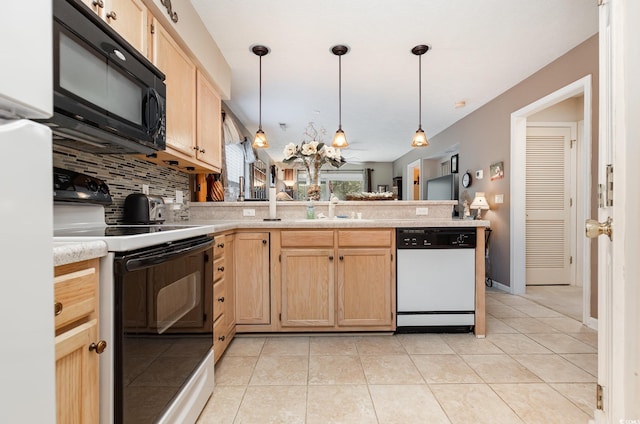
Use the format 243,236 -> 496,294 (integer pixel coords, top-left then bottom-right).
282,123 -> 346,200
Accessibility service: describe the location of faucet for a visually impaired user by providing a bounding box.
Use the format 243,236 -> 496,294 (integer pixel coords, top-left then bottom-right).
328,193 -> 339,218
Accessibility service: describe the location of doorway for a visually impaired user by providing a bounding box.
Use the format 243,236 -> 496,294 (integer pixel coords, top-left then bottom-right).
510,75 -> 594,327
406,160 -> 421,200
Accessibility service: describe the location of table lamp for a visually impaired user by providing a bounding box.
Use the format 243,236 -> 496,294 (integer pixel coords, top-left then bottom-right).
470,192 -> 490,219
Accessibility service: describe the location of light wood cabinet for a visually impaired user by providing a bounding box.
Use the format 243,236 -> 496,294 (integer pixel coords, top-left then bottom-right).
150,18 -> 197,157
213,234 -> 235,363
234,232 -> 271,325
281,248 -> 335,327
54,259 -> 102,424
278,229 -> 395,331
196,69 -> 223,170
80,0 -> 148,55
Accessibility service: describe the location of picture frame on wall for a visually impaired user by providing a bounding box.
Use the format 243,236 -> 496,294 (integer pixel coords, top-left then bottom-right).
450,154 -> 459,173
490,161 -> 504,180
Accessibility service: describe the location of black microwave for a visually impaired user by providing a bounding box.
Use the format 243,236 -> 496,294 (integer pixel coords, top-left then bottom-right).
40,0 -> 166,155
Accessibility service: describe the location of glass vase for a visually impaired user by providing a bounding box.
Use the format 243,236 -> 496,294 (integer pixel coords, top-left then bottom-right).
306,163 -> 321,201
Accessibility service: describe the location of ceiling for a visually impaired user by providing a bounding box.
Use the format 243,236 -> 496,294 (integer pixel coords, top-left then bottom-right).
191,0 -> 598,164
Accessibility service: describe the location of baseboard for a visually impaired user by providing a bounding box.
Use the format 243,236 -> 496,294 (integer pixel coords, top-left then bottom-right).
586,317 -> 598,331
486,279 -> 511,293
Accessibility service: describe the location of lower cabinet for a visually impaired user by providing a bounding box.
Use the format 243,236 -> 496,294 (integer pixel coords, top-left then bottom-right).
234,232 -> 271,325
54,258 -> 103,423
213,233 -> 235,363
279,229 -> 395,331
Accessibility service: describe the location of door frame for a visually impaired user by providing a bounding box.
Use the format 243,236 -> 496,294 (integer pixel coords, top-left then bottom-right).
509,75 -> 594,327
406,159 -> 421,200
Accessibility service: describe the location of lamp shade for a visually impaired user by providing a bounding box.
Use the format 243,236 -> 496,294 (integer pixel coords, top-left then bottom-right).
332,128 -> 348,148
253,129 -> 269,148
470,192 -> 490,210
411,128 -> 428,147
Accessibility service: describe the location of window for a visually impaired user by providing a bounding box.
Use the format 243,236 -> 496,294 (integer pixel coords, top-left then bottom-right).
225,143 -> 244,184
296,170 -> 364,200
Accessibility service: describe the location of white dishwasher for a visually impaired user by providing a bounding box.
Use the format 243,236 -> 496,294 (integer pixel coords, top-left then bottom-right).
396,228 -> 476,333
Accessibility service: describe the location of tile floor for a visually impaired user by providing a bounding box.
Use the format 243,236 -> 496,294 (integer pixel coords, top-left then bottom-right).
197,289 -> 597,424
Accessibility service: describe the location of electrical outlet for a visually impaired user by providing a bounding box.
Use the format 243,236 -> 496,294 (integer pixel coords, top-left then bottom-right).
175,190 -> 183,204
416,207 -> 429,216
243,209 -> 256,217
142,184 -> 149,194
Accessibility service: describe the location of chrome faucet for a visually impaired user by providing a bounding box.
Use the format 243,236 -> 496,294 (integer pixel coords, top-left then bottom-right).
328,193 -> 339,218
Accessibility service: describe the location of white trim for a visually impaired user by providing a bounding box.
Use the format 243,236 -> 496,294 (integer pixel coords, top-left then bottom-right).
509,75 -> 592,327
587,317 -> 598,332
486,279 -> 510,293
406,159 -> 421,200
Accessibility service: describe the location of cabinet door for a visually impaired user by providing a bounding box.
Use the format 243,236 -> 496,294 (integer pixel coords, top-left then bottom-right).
281,249 -> 335,327
337,248 -> 392,327
104,0 -> 148,55
55,319 -> 99,424
81,0 -> 102,15
196,70 -> 222,170
151,18 -> 196,156
234,233 -> 270,324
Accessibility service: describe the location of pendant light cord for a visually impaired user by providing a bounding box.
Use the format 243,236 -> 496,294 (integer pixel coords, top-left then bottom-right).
338,54 -> 342,130
418,53 -> 422,129
259,54 -> 262,131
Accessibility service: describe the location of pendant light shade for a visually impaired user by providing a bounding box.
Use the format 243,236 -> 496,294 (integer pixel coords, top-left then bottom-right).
411,44 -> 430,148
331,45 -> 349,148
252,45 -> 270,149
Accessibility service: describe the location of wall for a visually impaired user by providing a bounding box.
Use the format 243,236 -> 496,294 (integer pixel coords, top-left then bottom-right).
528,96 -> 584,122
393,35 -> 599,290
53,146 -> 189,224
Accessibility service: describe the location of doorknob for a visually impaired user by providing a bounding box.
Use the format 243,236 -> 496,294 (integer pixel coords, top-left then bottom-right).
585,217 -> 612,241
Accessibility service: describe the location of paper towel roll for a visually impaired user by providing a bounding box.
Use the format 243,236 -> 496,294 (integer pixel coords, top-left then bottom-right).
269,187 -> 277,219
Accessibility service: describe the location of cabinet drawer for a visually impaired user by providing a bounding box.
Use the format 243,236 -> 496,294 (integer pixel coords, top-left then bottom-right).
281,230 -> 334,247
338,230 -> 392,247
54,259 -> 99,331
213,279 -> 225,322
214,235 -> 226,258
213,316 -> 228,363
214,256 -> 225,282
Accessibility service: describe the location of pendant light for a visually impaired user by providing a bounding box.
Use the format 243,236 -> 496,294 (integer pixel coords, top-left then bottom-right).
411,44 -> 430,148
331,45 -> 349,148
252,45 -> 270,148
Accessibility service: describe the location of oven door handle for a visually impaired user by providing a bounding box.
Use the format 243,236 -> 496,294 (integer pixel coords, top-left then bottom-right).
124,239 -> 213,271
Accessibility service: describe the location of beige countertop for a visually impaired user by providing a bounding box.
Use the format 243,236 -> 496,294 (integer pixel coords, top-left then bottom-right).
53,240 -> 108,266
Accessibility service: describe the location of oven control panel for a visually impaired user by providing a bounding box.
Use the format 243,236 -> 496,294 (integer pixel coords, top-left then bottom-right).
53,167 -> 112,205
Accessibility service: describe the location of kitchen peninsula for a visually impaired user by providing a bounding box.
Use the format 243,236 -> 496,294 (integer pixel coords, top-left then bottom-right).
188,200 -> 490,338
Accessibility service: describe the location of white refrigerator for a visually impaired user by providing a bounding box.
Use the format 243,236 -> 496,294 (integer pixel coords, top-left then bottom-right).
0,2 -> 56,423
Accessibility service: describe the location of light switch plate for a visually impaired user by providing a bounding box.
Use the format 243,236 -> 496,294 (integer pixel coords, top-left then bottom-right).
142,184 -> 149,194
476,170 -> 484,179
416,207 -> 429,216
243,209 -> 256,217
495,194 -> 504,204
176,190 -> 184,204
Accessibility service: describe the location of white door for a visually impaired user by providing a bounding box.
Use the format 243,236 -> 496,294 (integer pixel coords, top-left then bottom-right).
592,0 -> 639,421
525,125 -> 574,285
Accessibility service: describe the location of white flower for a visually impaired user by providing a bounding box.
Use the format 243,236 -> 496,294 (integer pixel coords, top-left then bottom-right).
283,143 -> 297,160
323,146 -> 341,161
301,141 -> 319,156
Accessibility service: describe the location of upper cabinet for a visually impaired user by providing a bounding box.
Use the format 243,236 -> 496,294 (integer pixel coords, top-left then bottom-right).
81,0 -> 148,55
151,18 -> 197,156
196,70 -> 223,170
141,18 -> 222,173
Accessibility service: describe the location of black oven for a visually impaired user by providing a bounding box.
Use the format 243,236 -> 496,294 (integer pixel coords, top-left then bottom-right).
113,235 -> 213,424
42,0 -> 166,155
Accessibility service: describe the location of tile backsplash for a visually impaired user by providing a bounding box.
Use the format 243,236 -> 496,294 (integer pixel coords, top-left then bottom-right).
53,145 -> 190,223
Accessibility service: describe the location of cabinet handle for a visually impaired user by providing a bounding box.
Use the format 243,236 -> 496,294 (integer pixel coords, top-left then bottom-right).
262,239 -> 267,244
339,255 -> 344,261
106,11 -> 117,20
217,266 -> 225,272
54,302 -> 63,316
216,243 -> 224,248
92,0 -> 104,8
217,296 -> 225,303
89,340 -> 107,354
200,148 -> 206,154
193,146 -> 199,151
329,255 -> 334,260
218,335 -> 226,342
